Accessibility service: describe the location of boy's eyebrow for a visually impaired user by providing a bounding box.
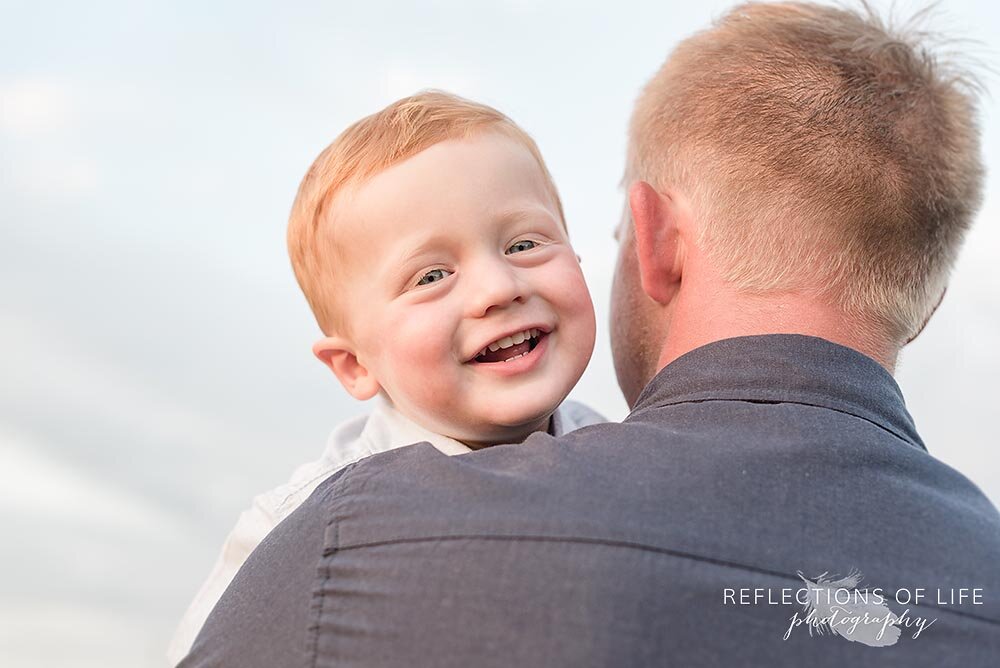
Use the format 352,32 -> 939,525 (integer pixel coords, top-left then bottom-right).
389,233 -> 454,271
489,203 -> 559,226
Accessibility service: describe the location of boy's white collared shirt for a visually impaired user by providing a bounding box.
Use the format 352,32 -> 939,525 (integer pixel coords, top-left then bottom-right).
168,397 -> 605,665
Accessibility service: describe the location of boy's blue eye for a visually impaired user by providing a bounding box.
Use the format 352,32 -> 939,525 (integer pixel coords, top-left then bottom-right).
416,268 -> 452,286
505,239 -> 538,254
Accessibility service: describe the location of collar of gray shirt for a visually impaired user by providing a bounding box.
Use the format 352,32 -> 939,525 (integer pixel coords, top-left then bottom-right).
628,334 -> 926,452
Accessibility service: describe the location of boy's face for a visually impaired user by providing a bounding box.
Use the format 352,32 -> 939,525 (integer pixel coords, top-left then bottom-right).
328,132 -> 595,445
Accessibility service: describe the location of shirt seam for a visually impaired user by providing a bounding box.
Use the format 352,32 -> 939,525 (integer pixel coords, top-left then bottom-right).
282,401 -> 596,514
274,455 -> 372,514
309,520 -> 337,668
276,433 -> 383,514
323,533 -> 998,627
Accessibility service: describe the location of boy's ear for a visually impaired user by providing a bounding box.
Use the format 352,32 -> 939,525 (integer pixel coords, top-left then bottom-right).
312,336 -> 381,400
628,180 -> 685,305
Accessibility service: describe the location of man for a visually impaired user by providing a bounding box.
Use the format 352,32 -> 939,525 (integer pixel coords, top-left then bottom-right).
182,2 -> 1000,666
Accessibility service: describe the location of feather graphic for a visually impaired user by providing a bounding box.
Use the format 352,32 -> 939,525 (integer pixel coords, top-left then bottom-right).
797,570 -> 902,647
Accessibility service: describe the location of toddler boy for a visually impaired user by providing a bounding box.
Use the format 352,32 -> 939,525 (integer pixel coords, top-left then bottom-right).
169,91 -> 602,664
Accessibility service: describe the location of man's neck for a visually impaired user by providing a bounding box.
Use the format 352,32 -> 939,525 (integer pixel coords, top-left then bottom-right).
657,275 -> 900,376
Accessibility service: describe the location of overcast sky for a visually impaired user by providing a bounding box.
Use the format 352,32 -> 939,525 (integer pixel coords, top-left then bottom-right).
2,1 -> 998,666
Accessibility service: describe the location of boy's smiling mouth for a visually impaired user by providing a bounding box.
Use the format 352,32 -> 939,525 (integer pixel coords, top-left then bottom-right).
472,328 -> 546,364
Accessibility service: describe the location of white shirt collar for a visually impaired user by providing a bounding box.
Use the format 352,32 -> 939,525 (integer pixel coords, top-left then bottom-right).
358,396 -> 474,456
354,395 -> 602,458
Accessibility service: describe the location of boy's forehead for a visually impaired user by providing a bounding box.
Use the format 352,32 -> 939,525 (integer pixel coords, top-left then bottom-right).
334,133 -> 559,240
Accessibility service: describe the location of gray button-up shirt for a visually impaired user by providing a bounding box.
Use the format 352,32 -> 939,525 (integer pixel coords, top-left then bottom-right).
183,335 -> 1000,667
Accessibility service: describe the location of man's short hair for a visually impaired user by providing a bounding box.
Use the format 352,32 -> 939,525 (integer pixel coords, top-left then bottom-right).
627,1 -> 984,341
288,91 -> 565,335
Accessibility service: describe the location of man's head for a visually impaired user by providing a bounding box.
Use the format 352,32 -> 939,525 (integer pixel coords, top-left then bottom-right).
288,92 -> 595,445
612,1 -> 984,403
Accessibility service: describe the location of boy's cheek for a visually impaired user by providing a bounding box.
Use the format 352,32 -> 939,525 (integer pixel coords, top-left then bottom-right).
551,267 -> 594,313
383,327 -> 457,389
394,363 -> 460,423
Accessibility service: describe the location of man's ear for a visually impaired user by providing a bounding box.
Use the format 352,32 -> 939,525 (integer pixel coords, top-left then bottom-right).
904,286 -> 948,346
628,180 -> 684,304
312,337 -> 381,400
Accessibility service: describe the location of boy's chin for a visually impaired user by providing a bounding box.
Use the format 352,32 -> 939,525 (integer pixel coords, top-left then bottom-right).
473,401 -> 560,438
456,414 -> 554,448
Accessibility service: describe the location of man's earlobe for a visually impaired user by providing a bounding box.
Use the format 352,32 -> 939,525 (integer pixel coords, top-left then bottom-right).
312,337 -> 381,400
629,181 -> 684,305
905,286 -> 948,346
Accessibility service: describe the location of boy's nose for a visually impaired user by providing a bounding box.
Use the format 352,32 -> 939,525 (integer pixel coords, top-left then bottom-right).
465,260 -> 527,318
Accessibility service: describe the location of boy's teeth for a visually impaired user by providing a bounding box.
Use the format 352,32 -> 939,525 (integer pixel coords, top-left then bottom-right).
496,330 -> 537,349
475,329 -> 543,361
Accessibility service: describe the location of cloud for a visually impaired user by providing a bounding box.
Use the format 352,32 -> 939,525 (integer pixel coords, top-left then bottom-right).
0,310 -> 267,468
0,600 -> 163,668
0,426 -> 185,539
5,150 -> 101,195
0,77 -> 103,196
0,78 -> 77,136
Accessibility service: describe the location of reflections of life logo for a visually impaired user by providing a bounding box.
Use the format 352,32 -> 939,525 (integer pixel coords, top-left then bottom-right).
724,569 -> 985,647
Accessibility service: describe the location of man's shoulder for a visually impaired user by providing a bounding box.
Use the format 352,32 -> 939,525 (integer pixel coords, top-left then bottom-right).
285,432 -> 1000,663
180,465 -> 353,667
334,412 -> 1000,595
184,417 -> 1000,666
